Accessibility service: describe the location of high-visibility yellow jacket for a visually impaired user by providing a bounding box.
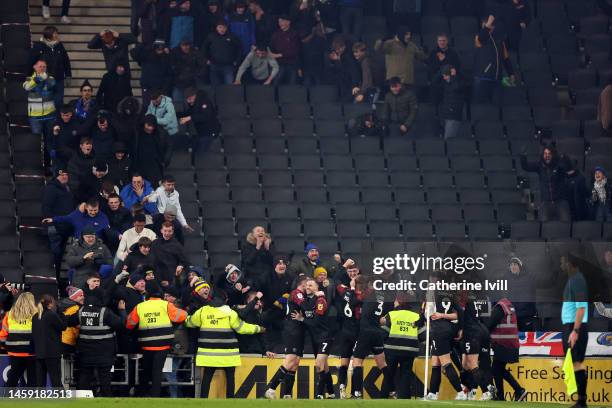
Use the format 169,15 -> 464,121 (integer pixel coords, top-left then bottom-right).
0,312 -> 34,357
185,305 -> 263,367
383,309 -> 422,355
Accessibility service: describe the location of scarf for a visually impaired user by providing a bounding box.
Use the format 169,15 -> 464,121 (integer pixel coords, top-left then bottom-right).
593,178 -> 607,203
41,37 -> 59,48
75,97 -> 95,120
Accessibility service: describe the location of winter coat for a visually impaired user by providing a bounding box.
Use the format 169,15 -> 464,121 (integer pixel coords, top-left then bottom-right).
384,88 -> 418,127
52,208 -> 110,239
107,207 -> 133,237
123,243 -> 157,272
150,213 -> 184,244
91,126 -> 118,162
473,27 -> 514,81
65,237 -> 113,289
146,95 -> 178,136
202,31 -> 243,66
120,180 -> 158,215
108,154 -> 132,188
131,44 -> 173,91
254,269 -> 294,311
32,39 -> 72,81
97,70 -> 133,113
227,12 -> 256,56
23,72 -> 56,118
42,178 -> 75,218
131,128 -> 168,188
425,46 -> 461,78
269,29 -> 301,65
376,37 -> 426,85
436,73 -> 467,121
520,153 -> 569,203
151,236 -> 189,283
176,90 -> 220,136
241,232 -> 275,280
51,116 -> 80,159
32,309 -> 67,359
67,149 -> 95,191
87,33 -> 136,73
170,47 -> 207,89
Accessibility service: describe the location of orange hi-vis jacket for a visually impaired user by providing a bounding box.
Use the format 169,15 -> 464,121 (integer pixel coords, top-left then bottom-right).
126,298 -> 187,351
0,313 -> 34,357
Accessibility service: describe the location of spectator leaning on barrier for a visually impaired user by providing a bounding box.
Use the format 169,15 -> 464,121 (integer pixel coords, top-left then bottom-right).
384,77 -> 418,135
23,59 -> 56,142
32,25 -> 72,110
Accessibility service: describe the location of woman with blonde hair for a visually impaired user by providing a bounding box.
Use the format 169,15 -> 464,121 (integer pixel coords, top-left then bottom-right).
0,292 -> 38,386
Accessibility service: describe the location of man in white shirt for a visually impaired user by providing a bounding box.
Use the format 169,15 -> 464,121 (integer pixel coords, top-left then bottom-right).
115,213 -> 157,263
149,174 -> 194,232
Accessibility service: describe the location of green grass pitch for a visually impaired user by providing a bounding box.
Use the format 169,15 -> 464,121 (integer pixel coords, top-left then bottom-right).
3,399 -> 575,408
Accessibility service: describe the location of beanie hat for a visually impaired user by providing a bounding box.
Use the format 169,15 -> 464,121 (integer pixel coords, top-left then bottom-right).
129,272 -> 145,286
93,159 -> 108,174
509,256 -> 523,268
112,141 -> 128,154
194,279 -> 210,293
55,168 -> 68,177
594,166 -> 607,177
305,243 -> 319,253
143,114 -> 157,127
313,266 -> 327,280
82,225 -> 97,237
225,264 -> 241,282
163,286 -> 181,299
145,280 -> 163,297
184,87 -> 197,99
67,286 -> 84,301
274,255 -> 287,266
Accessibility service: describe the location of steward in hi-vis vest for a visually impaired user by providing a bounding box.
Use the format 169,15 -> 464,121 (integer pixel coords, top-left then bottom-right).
126,280 -> 187,397
0,292 -> 38,387
380,300 -> 424,399
185,296 -> 265,398
66,288 -> 126,397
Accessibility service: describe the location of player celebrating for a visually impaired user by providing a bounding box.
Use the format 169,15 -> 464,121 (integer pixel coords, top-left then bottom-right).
424,278 -> 467,401
264,275 -> 308,399
334,259 -> 361,399
350,275 -> 391,399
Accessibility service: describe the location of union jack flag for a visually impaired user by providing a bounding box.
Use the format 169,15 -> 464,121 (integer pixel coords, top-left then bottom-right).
519,331 -> 564,356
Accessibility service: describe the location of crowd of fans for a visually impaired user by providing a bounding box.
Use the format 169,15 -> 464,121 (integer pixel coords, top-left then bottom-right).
1,0 -> 611,397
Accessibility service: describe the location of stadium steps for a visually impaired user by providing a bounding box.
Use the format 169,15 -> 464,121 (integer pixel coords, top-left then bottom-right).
29,0 -> 142,100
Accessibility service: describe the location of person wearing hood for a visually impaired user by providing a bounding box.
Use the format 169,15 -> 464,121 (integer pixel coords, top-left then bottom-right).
146,90 -> 178,137
170,39 -> 207,103
32,26 -> 72,110
472,15 -> 516,104
87,29 -> 136,76
117,215 -> 157,262
177,87 -> 220,152
75,159 -> 113,204
506,256 -> 538,331
384,77 -> 418,134
375,26 -> 426,86
520,146 -> 571,221
89,113 -> 117,162
104,193 -> 133,251
132,39 -> 174,108
590,166 -> 612,221
43,197 -> 111,239
120,173 -> 159,215
242,225 -> 275,280
228,1 -> 256,56
107,142 -> 132,188
59,286 -> 84,354
248,0 -> 275,44
123,237 -> 157,273
97,63 -> 133,113
71,80 -> 97,122
66,287 -> 126,397
51,104 -> 81,169
126,280 -> 187,397
67,136 -> 95,192
32,295 -> 67,387
115,97 -> 142,146
151,221 -> 189,285
215,264 -> 250,306
65,225 -> 113,289
203,20 -> 243,85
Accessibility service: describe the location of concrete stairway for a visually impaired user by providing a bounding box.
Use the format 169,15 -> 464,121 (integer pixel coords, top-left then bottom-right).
29,0 -> 142,102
